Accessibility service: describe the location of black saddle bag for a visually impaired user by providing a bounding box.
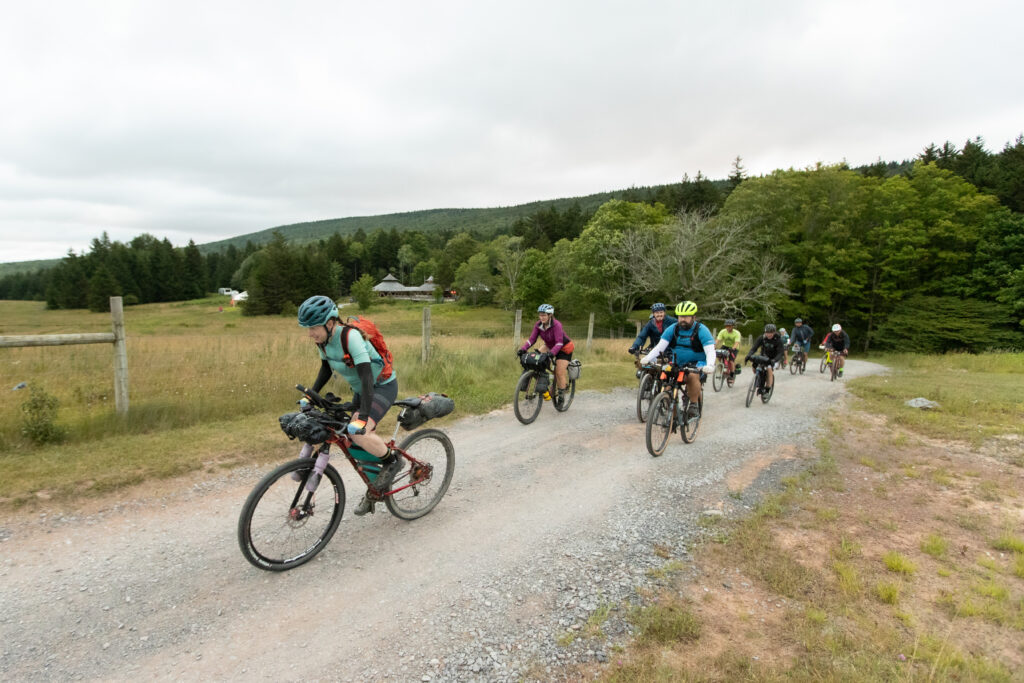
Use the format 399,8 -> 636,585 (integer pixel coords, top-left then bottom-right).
397,392 -> 455,430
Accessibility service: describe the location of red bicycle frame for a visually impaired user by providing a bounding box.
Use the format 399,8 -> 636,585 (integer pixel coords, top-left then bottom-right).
322,431 -> 432,500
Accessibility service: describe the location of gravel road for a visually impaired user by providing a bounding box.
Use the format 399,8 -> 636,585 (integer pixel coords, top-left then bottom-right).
0,359 -> 884,682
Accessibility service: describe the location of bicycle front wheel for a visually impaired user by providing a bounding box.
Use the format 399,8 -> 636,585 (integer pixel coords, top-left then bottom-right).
636,373 -> 655,423
831,358 -> 839,382
681,394 -> 702,443
789,357 -> 798,375
237,459 -> 345,571
761,377 -> 774,403
552,376 -> 577,413
712,361 -> 725,391
745,372 -> 758,408
645,391 -> 674,457
513,371 -> 543,425
385,428 -> 455,521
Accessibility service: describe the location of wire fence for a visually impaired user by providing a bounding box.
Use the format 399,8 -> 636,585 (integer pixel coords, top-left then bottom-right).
1,307 -> 636,448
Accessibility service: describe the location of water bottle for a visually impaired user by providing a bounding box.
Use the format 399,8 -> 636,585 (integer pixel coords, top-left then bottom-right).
305,444 -> 331,493
290,442 -> 315,482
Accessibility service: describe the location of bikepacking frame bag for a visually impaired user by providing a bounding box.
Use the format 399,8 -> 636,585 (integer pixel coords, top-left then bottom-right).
397,392 -> 455,431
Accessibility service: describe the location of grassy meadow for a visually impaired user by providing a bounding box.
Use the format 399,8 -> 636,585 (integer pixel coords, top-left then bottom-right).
0,297 -> 636,506
849,351 -> 1024,444
595,351 -> 1024,681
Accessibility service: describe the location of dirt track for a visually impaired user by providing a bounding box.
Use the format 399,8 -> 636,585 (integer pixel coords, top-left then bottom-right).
0,359 -> 884,681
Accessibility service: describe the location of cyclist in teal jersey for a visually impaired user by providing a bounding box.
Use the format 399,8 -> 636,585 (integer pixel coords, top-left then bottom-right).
298,295 -> 401,516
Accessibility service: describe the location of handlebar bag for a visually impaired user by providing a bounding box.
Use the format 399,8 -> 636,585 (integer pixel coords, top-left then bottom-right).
279,411 -> 332,444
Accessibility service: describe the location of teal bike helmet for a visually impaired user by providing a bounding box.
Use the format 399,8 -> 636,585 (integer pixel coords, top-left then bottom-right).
297,295 -> 339,327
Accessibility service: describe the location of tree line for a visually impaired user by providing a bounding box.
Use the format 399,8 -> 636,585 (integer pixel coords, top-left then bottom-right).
1,135 -> 1021,352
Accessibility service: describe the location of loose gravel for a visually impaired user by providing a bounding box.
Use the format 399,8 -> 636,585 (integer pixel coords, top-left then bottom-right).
0,360 -> 885,681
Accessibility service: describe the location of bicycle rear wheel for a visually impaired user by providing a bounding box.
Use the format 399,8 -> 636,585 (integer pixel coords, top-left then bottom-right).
513,371 -> 543,425
712,361 -> 725,391
385,428 -> 455,520
237,459 -> 345,571
799,355 -> 806,374
636,373 -> 655,423
553,378 -> 576,412
819,353 -> 828,373
681,394 -> 702,443
645,391 -> 673,457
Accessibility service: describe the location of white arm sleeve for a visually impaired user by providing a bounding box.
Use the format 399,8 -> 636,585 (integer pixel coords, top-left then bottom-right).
641,338 -> 670,365
702,343 -> 716,371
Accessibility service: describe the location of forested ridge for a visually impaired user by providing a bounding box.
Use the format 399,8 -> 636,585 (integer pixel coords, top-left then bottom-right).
2,135 -> 1022,352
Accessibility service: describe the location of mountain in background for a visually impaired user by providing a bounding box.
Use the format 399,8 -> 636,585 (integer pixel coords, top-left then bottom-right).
0,182 -> 723,275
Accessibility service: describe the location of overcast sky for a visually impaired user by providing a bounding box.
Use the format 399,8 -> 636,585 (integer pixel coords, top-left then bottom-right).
1,0 -> 1021,263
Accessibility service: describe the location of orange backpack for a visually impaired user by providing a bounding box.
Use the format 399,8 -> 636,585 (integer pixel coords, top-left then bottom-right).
339,316 -> 395,382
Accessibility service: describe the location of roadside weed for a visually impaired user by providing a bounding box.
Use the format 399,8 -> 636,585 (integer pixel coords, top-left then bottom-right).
991,533 -> 1024,554
875,581 -> 901,605
921,534 -> 949,558
884,551 -> 917,576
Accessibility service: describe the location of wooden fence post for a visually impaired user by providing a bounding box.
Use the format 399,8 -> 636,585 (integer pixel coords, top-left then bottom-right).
586,312 -> 595,352
110,296 -> 130,415
513,309 -> 522,345
748,334 -> 753,348
422,306 -> 431,363
634,320 -> 641,337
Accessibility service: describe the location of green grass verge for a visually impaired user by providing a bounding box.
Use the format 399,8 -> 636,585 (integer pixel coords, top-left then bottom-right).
848,351 -> 1024,443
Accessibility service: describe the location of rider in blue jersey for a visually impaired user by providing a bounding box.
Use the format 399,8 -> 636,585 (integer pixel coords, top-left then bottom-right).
640,301 -> 716,417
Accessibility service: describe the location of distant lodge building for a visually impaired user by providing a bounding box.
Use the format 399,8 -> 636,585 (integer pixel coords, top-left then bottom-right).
372,274 -> 453,300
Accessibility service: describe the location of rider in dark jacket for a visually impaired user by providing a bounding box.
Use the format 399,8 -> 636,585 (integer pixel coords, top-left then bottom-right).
745,324 -> 786,391
629,303 -> 669,354
791,319 -> 814,347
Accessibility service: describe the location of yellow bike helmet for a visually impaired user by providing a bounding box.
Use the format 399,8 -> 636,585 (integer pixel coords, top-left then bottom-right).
674,301 -> 698,316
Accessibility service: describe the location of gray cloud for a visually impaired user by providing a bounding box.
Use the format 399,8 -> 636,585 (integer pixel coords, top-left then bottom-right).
1,0 -> 1022,262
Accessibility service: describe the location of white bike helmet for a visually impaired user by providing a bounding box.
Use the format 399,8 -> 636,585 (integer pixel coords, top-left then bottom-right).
832,323 -> 842,332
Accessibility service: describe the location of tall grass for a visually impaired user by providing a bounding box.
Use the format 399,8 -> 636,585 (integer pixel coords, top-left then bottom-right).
0,298 -> 635,502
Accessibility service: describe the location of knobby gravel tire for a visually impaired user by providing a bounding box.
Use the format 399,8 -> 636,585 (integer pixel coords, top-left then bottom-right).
385,428 -> 455,521
680,394 -> 703,443
645,391 -> 674,457
553,378 -> 576,412
238,459 -> 345,572
636,373 -> 655,423
745,372 -> 758,408
513,371 -> 543,425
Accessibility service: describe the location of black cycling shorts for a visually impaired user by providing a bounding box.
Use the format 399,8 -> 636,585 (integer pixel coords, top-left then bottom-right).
353,379 -> 398,425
